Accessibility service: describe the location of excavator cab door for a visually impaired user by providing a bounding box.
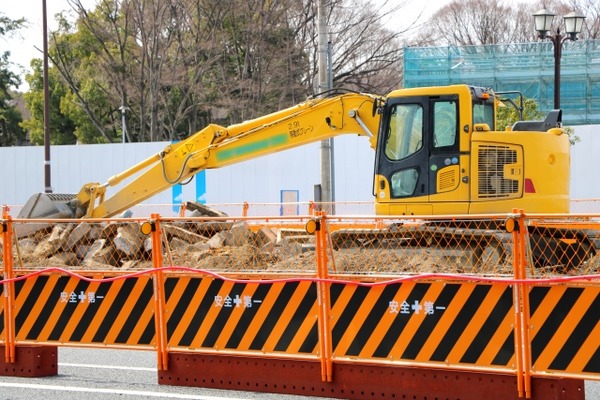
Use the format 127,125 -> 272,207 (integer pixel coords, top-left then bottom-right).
374,94 -> 463,215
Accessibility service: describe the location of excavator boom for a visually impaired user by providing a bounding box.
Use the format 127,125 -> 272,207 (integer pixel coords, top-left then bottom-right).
18,92 -> 380,219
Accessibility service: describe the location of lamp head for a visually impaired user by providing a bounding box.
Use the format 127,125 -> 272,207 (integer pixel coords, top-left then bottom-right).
533,8 -> 555,39
564,11 -> 586,40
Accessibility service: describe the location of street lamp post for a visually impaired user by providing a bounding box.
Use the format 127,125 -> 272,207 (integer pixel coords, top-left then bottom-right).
119,105 -> 129,143
533,9 -> 586,110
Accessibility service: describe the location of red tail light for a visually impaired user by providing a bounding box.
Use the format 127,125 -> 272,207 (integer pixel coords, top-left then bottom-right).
524,178 -> 536,193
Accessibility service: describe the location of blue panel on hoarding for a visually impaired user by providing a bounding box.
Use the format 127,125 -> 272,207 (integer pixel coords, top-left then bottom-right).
170,139 -> 207,212
171,171 -> 207,213
196,170 -> 206,204
172,182 -> 182,213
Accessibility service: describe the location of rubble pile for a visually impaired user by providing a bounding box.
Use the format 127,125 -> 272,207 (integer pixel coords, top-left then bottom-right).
11,219 -> 315,272
3,202 -> 599,275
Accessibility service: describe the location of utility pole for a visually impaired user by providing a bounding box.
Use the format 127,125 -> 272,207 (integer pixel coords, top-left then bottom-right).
42,0 -> 52,193
317,0 -> 332,213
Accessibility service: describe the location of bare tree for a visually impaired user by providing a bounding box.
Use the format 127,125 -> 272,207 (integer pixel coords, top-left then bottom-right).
415,0 -> 522,46
415,0 -> 598,46
571,0 -> 600,39
206,0 -> 309,123
293,0 -> 409,96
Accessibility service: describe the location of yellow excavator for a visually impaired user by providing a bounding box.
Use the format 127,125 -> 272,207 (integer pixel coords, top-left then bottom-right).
17,84 -> 594,269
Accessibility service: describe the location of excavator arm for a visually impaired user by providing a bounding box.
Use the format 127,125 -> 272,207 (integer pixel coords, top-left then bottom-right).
19,92 -> 381,219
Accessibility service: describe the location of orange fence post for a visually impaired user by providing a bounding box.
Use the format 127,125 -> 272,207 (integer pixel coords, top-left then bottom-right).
314,211 -> 333,382
150,214 -> 168,371
517,210 -> 533,398
510,209 -> 524,398
178,202 -> 186,217
511,209 -> 532,399
242,202 -> 249,217
1,209 -> 15,363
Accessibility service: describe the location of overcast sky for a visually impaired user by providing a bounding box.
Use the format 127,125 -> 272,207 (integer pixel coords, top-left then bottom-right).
3,0 -> 544,91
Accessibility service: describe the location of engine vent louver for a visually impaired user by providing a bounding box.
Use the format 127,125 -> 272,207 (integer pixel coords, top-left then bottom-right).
477,146 -> 519,198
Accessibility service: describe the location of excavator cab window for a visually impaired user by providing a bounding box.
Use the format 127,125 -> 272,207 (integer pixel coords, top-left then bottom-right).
432,100 -> 457,148
384,103 -> 423,161
390,168 -> 419,197
472,88 -> 496,130
383,103 -> 424,198
473,102 -> 495,128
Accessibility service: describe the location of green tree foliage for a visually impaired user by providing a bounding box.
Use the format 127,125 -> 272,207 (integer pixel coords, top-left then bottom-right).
0,13 -> 26,146
20,0 -> 404,144
21,59 -> 77,145
496,96 -> 544,130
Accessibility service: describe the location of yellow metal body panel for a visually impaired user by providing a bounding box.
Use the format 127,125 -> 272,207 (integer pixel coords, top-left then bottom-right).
468,130 -> 570,214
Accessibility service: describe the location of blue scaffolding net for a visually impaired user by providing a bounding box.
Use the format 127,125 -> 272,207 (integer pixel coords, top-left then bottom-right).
403,40 -> 600,125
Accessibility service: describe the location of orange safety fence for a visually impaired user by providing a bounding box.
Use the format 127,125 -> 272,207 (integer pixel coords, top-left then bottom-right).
1,208 -> 600,398
7,198 -> 600,218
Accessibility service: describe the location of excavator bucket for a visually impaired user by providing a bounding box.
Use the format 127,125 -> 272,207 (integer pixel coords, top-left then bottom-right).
15,193 -> 77,238
17,193 -> 77,219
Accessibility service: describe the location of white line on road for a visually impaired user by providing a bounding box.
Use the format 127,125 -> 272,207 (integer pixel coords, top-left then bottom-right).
60,362 -> 156,371
0,382 -> 247,400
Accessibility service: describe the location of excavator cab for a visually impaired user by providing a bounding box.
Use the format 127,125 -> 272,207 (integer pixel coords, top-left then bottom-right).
373,84 -> 569,216
374,85 -> 481,215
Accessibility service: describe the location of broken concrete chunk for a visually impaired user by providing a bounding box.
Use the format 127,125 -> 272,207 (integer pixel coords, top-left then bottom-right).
162,224 -> 208,243
185,201 -> 229,217
75,244 -> 92,259
187,242 -> 210,252
255,227 -> 277,247
188,221 -> 233,237
34,224 -> 74,258
143,237 -> 153,253
169,237 -> 192,252
49,252 -> 79,266
17,238 -> 38,256
63,222 -> 91,251
82,239 -> 117,267
121,259 -> 140,269
117,210 -> 133,218
227,222 -> 254,246
207,232 -> 227,249
113,224 -> 144,256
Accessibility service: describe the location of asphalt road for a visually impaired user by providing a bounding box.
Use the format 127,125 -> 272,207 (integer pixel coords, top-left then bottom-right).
0,347 -> 596,400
